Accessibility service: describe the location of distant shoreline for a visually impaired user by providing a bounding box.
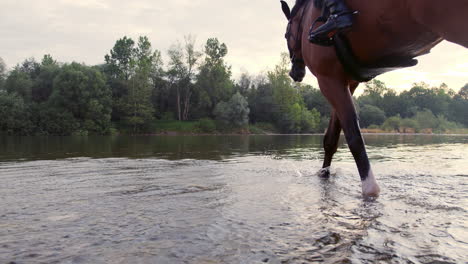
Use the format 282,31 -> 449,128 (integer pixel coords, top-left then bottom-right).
139,131 -> 468,136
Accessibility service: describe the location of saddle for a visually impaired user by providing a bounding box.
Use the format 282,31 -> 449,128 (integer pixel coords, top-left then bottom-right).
332,33 -> 418,82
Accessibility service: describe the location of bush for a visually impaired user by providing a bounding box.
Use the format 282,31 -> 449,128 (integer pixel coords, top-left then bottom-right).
161,112 -> 175,121
214,92 -> 250,127
277,104 -> 321,133
359,105 -> 386,127
0,92 -> 34,135
382,115 -> 402,132
197,118 -> 216,133
401,118 -> 419,132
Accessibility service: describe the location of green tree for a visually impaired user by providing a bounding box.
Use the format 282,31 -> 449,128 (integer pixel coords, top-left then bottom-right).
104,36 -> 161,131
400,118 -> 419,132
122,36 -> 159,132
380,89 -> 403,118
214,92 -> 250,127
401,82 -> 450,117
382,115 -> 402,132
278,103 -> 321,133
167,35 -> 202,121
50,62 -> 112,134
266,53 -> 321,132
5,69 -> 33,101
195,38 -> 233,117
359,105 -> 386,127
299,84 -> 331,118
247,80 -> 277,124
0,93 -> 33,135
358,79 -> 388,109
31,55 -> 60,103
149,46 -> 167,118
0,57 -> 6,91
449,88 -> 468,126
105,36 -> 136,81
413,109 -> 438,131
363,79 -> 388,96
458,84 -> 468,100
235,72 -> 253,97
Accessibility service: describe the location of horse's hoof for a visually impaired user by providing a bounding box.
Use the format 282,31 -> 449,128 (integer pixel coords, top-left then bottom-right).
361,170 -> 380,198
317,167 -> 331,178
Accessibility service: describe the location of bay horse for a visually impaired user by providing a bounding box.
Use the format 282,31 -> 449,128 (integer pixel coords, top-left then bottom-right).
280,0 -> 468,197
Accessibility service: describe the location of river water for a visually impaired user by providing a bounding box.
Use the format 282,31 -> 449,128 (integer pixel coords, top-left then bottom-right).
0,135 -> 467,264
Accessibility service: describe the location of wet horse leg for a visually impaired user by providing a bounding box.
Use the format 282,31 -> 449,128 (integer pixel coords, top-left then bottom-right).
317,75 -> 380,197
319,110 -> 341,178
319,82 -> 359,177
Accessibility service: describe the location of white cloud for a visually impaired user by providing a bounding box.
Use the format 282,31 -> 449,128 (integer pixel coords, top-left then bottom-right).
0,0 -> 466,92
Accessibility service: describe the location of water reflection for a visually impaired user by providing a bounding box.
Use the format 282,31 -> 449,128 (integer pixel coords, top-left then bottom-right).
1,134 -> 466,162
0,135 -> 467,263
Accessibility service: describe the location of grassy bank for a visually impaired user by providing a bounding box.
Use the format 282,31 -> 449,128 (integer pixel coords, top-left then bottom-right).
361,128 -> 468,134
152,120 -> 278,135
152,121 -> 468,135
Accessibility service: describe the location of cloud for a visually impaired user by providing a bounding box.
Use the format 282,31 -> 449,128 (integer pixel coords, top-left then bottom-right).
0,0 -> 466,92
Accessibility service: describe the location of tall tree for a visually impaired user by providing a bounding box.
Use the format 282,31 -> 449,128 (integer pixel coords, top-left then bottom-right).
195,38 -> 233,117
459,83 -> 468,100
235,72 -> 254,97
0,93 -> 33,135
5,68 -> 33,101
124,36 -> 158,132
150,48 -> 167,117
0,57 -> 6,90
50,62 -> 112,134
167,35 -> 202,121
105,36 -> 136,81
31,55 -> 60,103
266,53 -> 321,132
214,92 -> 250,127
104,36 -> 161,131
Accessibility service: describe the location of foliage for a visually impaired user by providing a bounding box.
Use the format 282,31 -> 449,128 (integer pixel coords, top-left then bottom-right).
194,38 -> 233,117
214,92 -> 250,127
104,36 -> 161,132
0,57 -> 6,91
104,36 -> 135,80
166,35 -> 202,121
380,109 -> 463,134
1,35 -> 466,135
50,62 -> 112,134
154,120 -> 200,133
265,54 -> 321,133
359,105 -> 386,127
5,69 -> 33,101
249,122 -> 278,134
0,92 -> 33,135
278,104 -> 321,133
382,115 -> 402,132
196,118 -> 217,133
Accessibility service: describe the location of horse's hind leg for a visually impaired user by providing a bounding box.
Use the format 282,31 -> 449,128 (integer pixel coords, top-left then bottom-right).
320,82 -> 359,177
319,110 -> 341,177
317,76 -> 380,197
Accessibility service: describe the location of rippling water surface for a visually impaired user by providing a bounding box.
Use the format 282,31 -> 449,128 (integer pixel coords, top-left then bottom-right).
0,135 -> 467,264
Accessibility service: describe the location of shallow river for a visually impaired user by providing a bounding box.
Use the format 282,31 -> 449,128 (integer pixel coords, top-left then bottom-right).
0,135 -> 467,264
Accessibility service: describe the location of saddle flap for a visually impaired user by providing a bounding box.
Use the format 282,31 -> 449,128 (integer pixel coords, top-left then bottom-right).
333,33 -> 418,82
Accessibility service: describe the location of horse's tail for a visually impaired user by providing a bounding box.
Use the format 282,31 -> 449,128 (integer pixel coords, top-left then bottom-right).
314,0 -> 324,9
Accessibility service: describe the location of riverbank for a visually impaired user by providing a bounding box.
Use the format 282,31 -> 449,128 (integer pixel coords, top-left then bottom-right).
148,120 -> 468,136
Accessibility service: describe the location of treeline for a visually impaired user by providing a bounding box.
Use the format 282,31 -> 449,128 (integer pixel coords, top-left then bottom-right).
356,80 -> 467,133
0,36 -> 466,135
0,36 -> 322,135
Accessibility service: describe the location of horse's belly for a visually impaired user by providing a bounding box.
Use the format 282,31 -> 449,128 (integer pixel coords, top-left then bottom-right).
347,0 -> 442,62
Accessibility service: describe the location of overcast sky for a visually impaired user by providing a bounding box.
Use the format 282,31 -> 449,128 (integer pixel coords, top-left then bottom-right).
1,0 -> 467,92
